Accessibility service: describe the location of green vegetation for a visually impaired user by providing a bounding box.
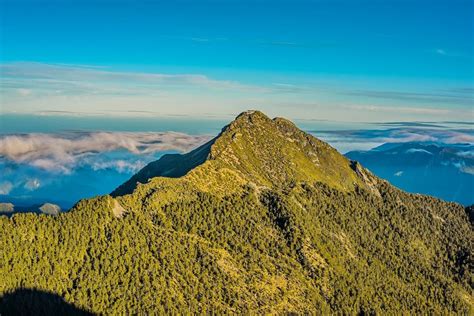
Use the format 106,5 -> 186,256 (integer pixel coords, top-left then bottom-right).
1,111 -> 472,314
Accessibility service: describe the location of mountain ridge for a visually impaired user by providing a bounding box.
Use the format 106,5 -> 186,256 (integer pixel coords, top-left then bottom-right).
113,110 -> 375,197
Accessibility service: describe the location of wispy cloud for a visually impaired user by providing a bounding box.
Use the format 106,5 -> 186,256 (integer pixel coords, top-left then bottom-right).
166,35 -> 334,49
16,88 -> 32,96
344,104 -> 453,115
0,62 -> 278,108
432,48 -> 471,58
0,62 -> 279,117
0,131 -> 212,174
343,90 -> 474,106
24,178 -> 41,191
461,166 -> 474,175
444,132 -> 474,144
254,39 -> 334,49
0,182 -> 13,195
190,37 -> 211,42
405,148 -> 433,155
369,121 -> 446,128
1,62 -> 472,121
457,150 -> 474,158
89,159 -> 146,174
0,62 -> 265,93
271,83 -> 311,93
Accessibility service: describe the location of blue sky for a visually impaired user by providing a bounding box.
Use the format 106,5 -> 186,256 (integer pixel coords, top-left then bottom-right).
0,0 -> 473,121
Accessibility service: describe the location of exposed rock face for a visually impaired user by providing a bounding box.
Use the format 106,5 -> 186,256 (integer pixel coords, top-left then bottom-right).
111,199 -> 126,218
350,160 -> 382,197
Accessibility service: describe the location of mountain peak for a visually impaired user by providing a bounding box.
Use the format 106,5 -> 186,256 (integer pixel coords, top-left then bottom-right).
229,110 -> 297,130
234,109 -> 269,121
113,110 -> 368,196
221,110 -> 272,133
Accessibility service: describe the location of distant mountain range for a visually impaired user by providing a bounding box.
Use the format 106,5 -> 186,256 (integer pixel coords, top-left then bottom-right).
346,142 -> 474,205
1,111 -> 472,314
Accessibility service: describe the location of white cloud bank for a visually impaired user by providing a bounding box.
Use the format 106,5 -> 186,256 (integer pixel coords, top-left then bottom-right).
0,132 -> 212,174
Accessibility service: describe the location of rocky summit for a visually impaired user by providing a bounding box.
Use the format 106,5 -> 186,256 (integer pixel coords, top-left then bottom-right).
1,111 -> 472,314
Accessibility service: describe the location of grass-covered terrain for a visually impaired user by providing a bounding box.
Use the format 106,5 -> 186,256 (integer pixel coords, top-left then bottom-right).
1,111 -> 472,314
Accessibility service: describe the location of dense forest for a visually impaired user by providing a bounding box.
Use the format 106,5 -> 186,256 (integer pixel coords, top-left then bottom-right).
1,111 -> 472,314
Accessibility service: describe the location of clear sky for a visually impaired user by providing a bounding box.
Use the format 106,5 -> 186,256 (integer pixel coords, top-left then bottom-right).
0,0 -> 473,121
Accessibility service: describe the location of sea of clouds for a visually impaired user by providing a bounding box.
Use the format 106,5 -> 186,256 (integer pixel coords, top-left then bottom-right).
0,131 -> 212,174
0,131 -> 212,206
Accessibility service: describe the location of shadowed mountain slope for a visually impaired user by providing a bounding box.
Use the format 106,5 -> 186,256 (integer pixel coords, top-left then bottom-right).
111,137 -> 216,196
1,111 -> 472,314
0,289 -> 94,316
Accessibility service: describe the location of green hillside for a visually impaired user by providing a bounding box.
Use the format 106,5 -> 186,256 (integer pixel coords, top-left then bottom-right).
1,111 -> 472,314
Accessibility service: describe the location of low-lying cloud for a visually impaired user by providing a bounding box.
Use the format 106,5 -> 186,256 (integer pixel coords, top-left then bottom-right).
89,159 -> 147,174
405,148 -> 433,155
0,131 -> 212,174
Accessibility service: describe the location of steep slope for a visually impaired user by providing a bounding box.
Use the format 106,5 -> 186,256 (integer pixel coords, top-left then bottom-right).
111,138 -> 215,196
1,111 -> 472,315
